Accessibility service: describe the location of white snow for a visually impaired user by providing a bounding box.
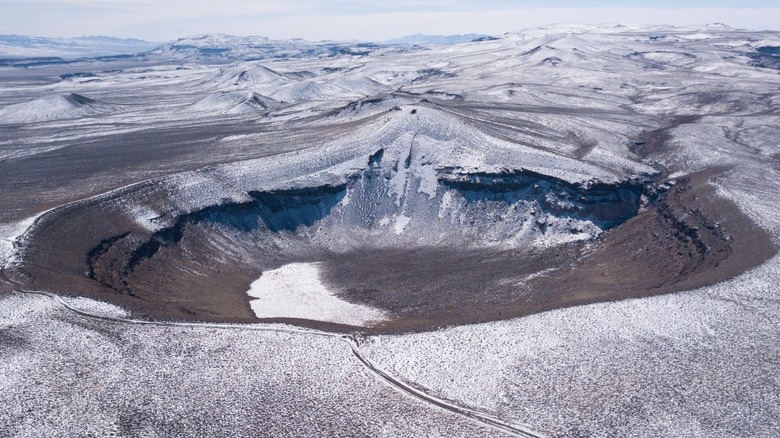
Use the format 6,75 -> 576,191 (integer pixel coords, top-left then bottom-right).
0,216 -> 39,268
58,296 -> 130,318
415,163 -> 439,200
190,91 -> 274,115
0,292 -> 489,437
393,214 -> 411,235
0,35 -> 158,59
0,93 -> 113,124
126,204 -> 164,232
246,262 -> 387,325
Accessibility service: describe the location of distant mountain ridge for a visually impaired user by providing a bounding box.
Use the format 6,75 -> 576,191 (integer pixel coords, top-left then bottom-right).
0,32 -> 495,61
152,33 -> 386,61
3,24 -> 777,67
381,34 -> 491,45
152,33 -> 499,61
0,34 -> 159,59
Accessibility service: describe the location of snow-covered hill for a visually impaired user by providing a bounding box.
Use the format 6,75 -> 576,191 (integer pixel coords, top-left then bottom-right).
0,93 -> 115,123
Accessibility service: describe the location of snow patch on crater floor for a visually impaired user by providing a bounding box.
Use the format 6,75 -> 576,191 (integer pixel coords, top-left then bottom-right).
247,262 -> 387,325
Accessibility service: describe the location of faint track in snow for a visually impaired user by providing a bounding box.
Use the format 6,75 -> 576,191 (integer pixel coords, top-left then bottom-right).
345,339 -> 543,437
10,288 -> 544,438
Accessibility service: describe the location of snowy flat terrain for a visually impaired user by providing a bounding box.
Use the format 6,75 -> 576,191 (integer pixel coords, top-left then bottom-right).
1,23 -> 779,437
0,293 -> 498,437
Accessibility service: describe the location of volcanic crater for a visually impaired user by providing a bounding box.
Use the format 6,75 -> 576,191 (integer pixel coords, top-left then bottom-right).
11,106 -> 773,333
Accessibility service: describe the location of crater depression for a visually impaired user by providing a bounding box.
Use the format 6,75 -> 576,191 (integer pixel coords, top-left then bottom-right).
9,105 -> 771,333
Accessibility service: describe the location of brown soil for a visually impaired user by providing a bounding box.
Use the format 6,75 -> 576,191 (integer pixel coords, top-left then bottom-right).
0,273 -> 14,297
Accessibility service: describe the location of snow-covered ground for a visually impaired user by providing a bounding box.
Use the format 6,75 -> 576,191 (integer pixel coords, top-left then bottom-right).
0,216 -> 39,269
247,262 -> 387,325
1,23 -> 780,437
363,256 -> 780,436
0,292 -> 499,437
